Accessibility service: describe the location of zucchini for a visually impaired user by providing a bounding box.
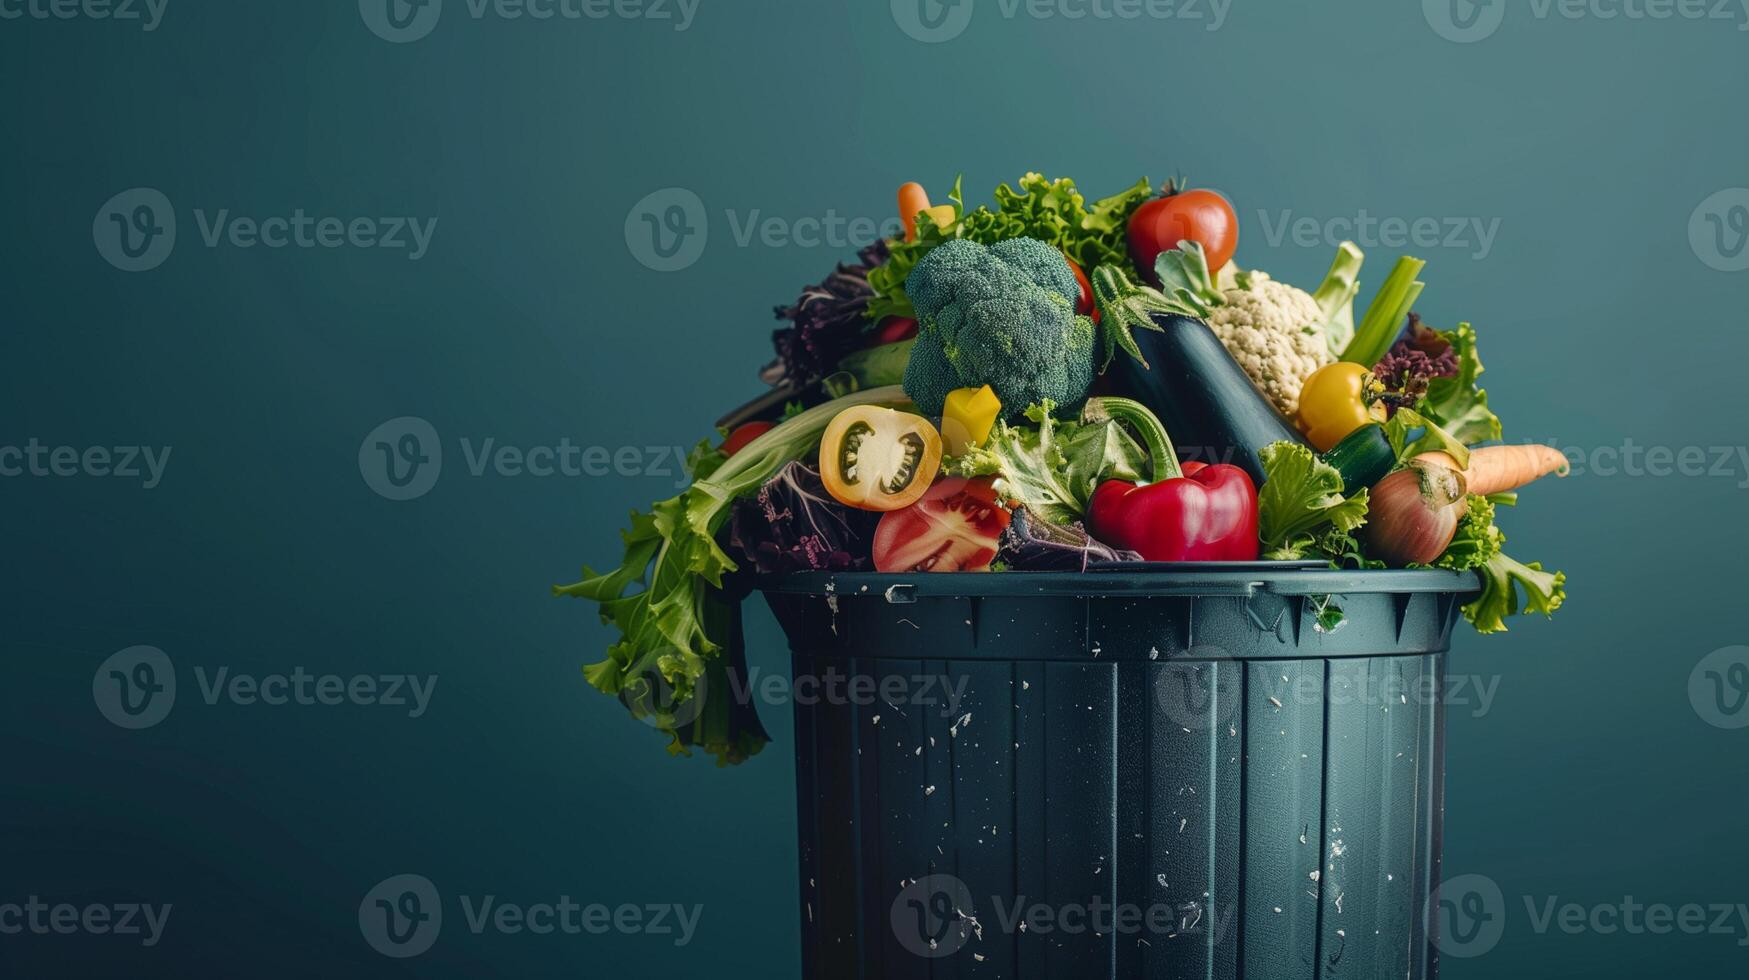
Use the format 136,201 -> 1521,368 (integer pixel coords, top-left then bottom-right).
1113,314 -> 1308,485
1322,422 -> 1395,493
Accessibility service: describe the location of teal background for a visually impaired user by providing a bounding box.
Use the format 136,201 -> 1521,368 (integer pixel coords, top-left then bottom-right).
4,1 -> 1748,976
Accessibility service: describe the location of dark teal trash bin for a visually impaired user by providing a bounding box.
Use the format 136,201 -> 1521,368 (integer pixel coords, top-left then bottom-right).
760,563 -> 1478,979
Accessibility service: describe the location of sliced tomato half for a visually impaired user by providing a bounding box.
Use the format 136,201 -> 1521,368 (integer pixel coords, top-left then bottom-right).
872,477 -> 1013,573
819,406 -> 943,512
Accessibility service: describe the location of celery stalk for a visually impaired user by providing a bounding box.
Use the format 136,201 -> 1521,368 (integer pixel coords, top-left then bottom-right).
1312,241 -> 1365,357
1341,256 -> 1426,367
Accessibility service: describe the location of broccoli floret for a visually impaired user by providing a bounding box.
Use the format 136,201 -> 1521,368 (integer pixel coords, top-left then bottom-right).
902,237 -> 1098,418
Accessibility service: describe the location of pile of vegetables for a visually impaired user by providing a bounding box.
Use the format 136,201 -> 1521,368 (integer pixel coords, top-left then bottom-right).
559,173 -> 1569,763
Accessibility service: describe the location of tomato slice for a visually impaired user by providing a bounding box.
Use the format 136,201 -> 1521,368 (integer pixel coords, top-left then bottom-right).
872,477 -> 1013,572
819,406 -> 943,511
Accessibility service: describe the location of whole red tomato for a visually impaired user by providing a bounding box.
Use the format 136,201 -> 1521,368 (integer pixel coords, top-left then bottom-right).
1127,187 -> 1239,283
1064,255 -> 1099,323
721,421 -> 775,457
875,316 -> 919,344
872,477 -> 1012,572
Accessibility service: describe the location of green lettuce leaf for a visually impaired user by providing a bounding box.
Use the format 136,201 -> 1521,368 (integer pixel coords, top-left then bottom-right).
556,386 -> 911,763
1430,493 -> 1566,633
1422,323 -> 1503,445
944,400 -> 1152,526
1465,553 -> 1567,634
1257,441 -> 1371,561
1383,407 -> 1471,469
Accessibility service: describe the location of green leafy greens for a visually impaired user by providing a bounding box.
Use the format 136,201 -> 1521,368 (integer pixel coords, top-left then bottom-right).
555,386 -> 911,763
1431,495 -> 1566,633
944,398 -> 1173,526
867,173 -> 1152,322
1256,441 -> 1371,562
1420,322 -> 1502,445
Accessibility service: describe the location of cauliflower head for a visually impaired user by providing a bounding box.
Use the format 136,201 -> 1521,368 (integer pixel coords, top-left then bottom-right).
1204,271 -> 1334,417
902,237 -> 1097,419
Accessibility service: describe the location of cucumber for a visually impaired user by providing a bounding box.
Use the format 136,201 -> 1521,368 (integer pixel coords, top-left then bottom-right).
1322,422 -> 1395,493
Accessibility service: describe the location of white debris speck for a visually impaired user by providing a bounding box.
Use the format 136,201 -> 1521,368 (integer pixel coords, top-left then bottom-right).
872,715 -> 881,726
1309,870 -> 1321,882
1156,874 -> 1169,888
1274,907 -> 1283,914
924,785 -> 936,796
1269,696 -> 1284,709
1179,818 -> 1188,834
914,746 -> 922,756
1022,680 -> 1031,690
950,713 -> 972,737
1149,646 -> 1160,660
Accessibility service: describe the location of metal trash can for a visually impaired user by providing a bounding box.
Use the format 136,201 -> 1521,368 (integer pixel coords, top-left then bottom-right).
760,563 -> 1479,979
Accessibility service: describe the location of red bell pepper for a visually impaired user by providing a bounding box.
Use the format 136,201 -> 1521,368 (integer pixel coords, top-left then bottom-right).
1089,461 -> 1260,562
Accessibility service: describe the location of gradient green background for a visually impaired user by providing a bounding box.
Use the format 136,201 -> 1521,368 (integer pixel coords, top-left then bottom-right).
4,0 -> 1748,976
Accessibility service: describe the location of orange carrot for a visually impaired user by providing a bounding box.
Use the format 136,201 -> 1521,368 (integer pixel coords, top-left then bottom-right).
897,182 -> 931,242
1416,445 -> 1570,497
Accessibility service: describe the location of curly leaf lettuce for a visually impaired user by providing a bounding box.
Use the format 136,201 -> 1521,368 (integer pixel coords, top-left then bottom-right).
945,400 -> 1152,526
1422,323 -> 1502,445
1432,495 -> 1565,633
1257,442 -> 1371,562
867,174 -> 1152,322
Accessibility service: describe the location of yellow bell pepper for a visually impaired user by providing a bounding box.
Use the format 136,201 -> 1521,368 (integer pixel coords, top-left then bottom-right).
940,385 -> 1002,456
1297,362 -> 1386,452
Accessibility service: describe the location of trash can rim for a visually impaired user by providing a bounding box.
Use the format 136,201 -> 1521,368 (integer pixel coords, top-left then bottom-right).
756,564 -> 1480,599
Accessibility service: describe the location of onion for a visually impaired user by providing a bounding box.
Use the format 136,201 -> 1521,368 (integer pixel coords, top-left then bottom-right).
1362,460 -> 1469,567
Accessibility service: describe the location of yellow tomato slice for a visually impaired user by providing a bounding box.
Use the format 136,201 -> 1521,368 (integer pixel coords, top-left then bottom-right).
818,406 -> 943,512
